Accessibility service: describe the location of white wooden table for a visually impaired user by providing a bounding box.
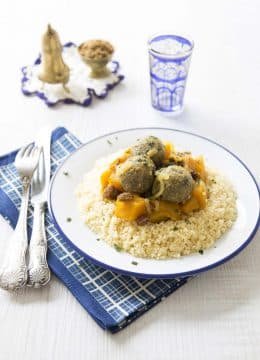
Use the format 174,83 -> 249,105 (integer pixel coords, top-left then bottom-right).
0,1 -> 259,359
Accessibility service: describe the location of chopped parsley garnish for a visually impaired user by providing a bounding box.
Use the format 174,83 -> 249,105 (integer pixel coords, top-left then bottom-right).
107,139 -> 113,145
96,238 -> 100,241
114,244 -> 122,252
66,217 -> 72,222
63,171 -> 69,176
131,261 -> 138,266
198,249 -> 204,255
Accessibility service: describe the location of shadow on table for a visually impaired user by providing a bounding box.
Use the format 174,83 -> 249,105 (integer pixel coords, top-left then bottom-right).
110,229 -> 260,342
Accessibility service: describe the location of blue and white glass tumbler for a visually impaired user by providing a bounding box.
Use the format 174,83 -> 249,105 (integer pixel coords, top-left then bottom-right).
148,34 -> 194,115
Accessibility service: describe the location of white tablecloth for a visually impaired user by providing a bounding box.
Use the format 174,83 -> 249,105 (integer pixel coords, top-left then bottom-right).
0,0 -> 259,359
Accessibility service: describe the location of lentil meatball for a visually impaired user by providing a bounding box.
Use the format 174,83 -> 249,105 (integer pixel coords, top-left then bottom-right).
117,155 -> 155,194
152,165 -> 194,203
131,136 -> 165,167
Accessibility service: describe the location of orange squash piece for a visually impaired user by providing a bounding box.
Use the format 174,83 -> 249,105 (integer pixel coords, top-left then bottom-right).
164,142 -> 173,160
193,180 -> 207,208
181,196 -> 200,214
100,169 -> 112,189
149,201 -> 181,222
109,173 -> 123,191
114,195 -> 147,221
185,155 -> 207,181
101,150 -> 131,191
181,180 -> 207,214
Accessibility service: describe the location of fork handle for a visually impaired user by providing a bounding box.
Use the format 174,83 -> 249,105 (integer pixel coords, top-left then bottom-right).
0,178 -> 30,291
27,202 -> 50,288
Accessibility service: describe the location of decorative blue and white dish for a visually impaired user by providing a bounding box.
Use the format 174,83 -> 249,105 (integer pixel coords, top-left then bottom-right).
48,127 -> 260,279
21,42 -> 124,107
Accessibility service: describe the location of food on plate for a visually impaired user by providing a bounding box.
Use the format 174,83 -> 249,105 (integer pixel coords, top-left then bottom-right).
115,194 -> 147,221
152,165 -> 194,203
76,136 -> 237,259
131,136 -> 165,166
116,155 -> 155,194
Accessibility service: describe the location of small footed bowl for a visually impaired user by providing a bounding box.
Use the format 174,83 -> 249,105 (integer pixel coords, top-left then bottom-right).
78,40 -> 114,79
81,55 -> 112,78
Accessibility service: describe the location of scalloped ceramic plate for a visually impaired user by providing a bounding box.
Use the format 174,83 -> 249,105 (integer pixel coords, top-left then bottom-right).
48,128 -> 260,278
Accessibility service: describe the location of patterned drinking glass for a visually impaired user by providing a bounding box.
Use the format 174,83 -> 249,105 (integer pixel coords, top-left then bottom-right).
148,34 -> 194,115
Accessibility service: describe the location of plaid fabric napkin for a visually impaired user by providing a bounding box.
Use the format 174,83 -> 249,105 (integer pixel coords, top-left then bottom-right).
0,127 -> 189,333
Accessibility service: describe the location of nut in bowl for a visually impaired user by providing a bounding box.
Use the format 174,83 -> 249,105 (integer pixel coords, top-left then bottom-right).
78,39 -> 114,78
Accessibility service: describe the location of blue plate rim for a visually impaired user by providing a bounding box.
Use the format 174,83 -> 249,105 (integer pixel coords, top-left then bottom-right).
48,127 -> 260,279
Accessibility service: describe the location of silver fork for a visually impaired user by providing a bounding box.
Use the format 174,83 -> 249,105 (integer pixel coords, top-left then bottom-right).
27,150 -> 51,288
0,144 -> 42,291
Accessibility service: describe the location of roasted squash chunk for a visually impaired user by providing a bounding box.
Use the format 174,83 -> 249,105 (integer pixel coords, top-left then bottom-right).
149,201 -> 181,222
164,142 -> 173,160
101,150 -> 130,190
100,169 -> 112,189
181,180 -> 207,214
109,173 -> 123,191
185,155 -> 207,181
114,195 -> 147,221
181,196 -> 200,214
193,180 -> 207,208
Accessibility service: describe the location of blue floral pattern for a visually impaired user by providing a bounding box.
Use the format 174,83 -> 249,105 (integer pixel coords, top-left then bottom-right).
148,35 -> 193,113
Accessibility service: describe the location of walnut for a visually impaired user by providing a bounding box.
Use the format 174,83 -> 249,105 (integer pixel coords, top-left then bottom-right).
103,185 -> 120,200
117,192 -> 134,201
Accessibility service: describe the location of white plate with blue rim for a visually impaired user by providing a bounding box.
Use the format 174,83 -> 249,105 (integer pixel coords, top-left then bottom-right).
48,128 -> 260,278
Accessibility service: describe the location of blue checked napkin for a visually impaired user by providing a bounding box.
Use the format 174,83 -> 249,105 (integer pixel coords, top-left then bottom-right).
0,127 -> 189,333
